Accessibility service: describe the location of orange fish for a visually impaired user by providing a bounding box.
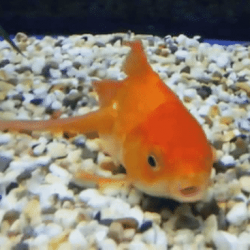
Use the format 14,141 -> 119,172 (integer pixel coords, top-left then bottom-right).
0,40 -> 215,202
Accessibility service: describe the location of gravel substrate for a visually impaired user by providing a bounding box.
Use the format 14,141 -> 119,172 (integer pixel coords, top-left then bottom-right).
0,32 -> 250,249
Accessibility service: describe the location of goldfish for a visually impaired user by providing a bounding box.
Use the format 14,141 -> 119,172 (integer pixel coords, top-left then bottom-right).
0,40 -> 215,202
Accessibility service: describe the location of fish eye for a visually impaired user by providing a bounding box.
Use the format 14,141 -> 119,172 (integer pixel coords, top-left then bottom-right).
148,155 -> 157,168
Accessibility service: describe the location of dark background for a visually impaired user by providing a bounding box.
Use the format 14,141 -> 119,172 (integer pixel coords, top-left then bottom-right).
0,0 -> 249,41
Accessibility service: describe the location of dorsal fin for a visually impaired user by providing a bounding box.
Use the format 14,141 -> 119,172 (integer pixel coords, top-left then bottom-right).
122,40 -> 152,77
92,40 -> 152,108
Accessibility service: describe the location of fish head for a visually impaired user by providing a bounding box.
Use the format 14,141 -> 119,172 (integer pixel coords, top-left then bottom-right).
122,103 -> 214,202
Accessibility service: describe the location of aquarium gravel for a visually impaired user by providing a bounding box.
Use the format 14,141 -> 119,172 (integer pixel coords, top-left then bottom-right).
0,32 -> 250,249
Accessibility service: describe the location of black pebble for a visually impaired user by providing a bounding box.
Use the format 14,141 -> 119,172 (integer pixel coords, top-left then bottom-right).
81,36 -> 88,41
94,211 -> 101,221
12,243 -> 29,250
41,64 -> 52,78
213,161 -> 235,173
16,170 -> 32,182
168,44 -> 178,54
68,181 -> 84,194
238,76 -> 248,82
0,155 -> 12,172
6,182 -> 18,195
197,85 -> 212,100
108,36 -> 123,45
192,199 -> 220,220
12,94 -> 25,102
54,40 -> 63,47
30,98 -> 43,105
180,66 -> 190,74
0,59 -> 10,68
73,136 -> 86,148
175,215 -> 200,230
140,221 -> 153,232
22,226 -> 36,240
15,66 -> 32,74
99,218 -> 114,226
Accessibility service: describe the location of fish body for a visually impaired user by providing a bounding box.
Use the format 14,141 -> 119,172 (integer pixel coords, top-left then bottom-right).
0,40 -> 214,202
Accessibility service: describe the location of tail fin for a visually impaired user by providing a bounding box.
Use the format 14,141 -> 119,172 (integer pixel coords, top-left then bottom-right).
0,110 -> 113,135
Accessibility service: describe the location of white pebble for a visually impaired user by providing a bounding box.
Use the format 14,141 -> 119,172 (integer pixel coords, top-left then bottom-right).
129,240 -> 148,250
175,50 -> 189,60
98,238 -> 117,250
51,100 -> 62,110
128,205 -> 144,227
212,231 -> 238,250
49,163 -> 71,181
54,209 -> 79,228
59,60 -> 73,71
226,202 -> 248,226
155,225 -> 168,249
0,134 -> 12,144
237,232 -> 250,250
67,149 -> 82,163
176,34 -> 187,45
220,154 -> 235,166
183,88 -> 197,99
50,68 -> 62,79
47,141 -> 67,158
69,229 -> 88,249
142,227 -> 155,244
198,105 -> 210,116
174,229 -> 194,245
31,57 -> 46,74
33,142 -> 46,156
216,53 -> 230,68
79,189 -> 101,203
30,234 -> 49,250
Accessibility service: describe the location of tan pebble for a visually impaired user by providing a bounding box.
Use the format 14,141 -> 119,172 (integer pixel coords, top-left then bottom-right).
228,224 -> 245,236
183,96 -> 192,103
2,210 -> 20,226
24,199 -> 41,225
100,161 -> 117,173
220,116 -> 234,125
144,211 -> 161,225
114,218 -> 138,229
20,78 -> 33,87
209,105 -> 220,118
239,176 -> 250,193
204,116 -> 213,127
9,219 -> 21,234
123,228 -> 136,241
223,130 -> 236,142
0,220 -> 10,234
0,81 -> 15,91
217,201 -> 227,212
235,137 -> 247,150
236,82 -> 250,96
0,92 -> 7,101
48,230 -> 70,250
203,214 -> 218,243
0,70 -> 9,81
75,39 -> 87,47
108,222 -> 124,243
15,32 -> 28,43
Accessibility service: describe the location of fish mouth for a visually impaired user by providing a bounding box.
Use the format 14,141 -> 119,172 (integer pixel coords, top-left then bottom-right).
178,185 -> 201,197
